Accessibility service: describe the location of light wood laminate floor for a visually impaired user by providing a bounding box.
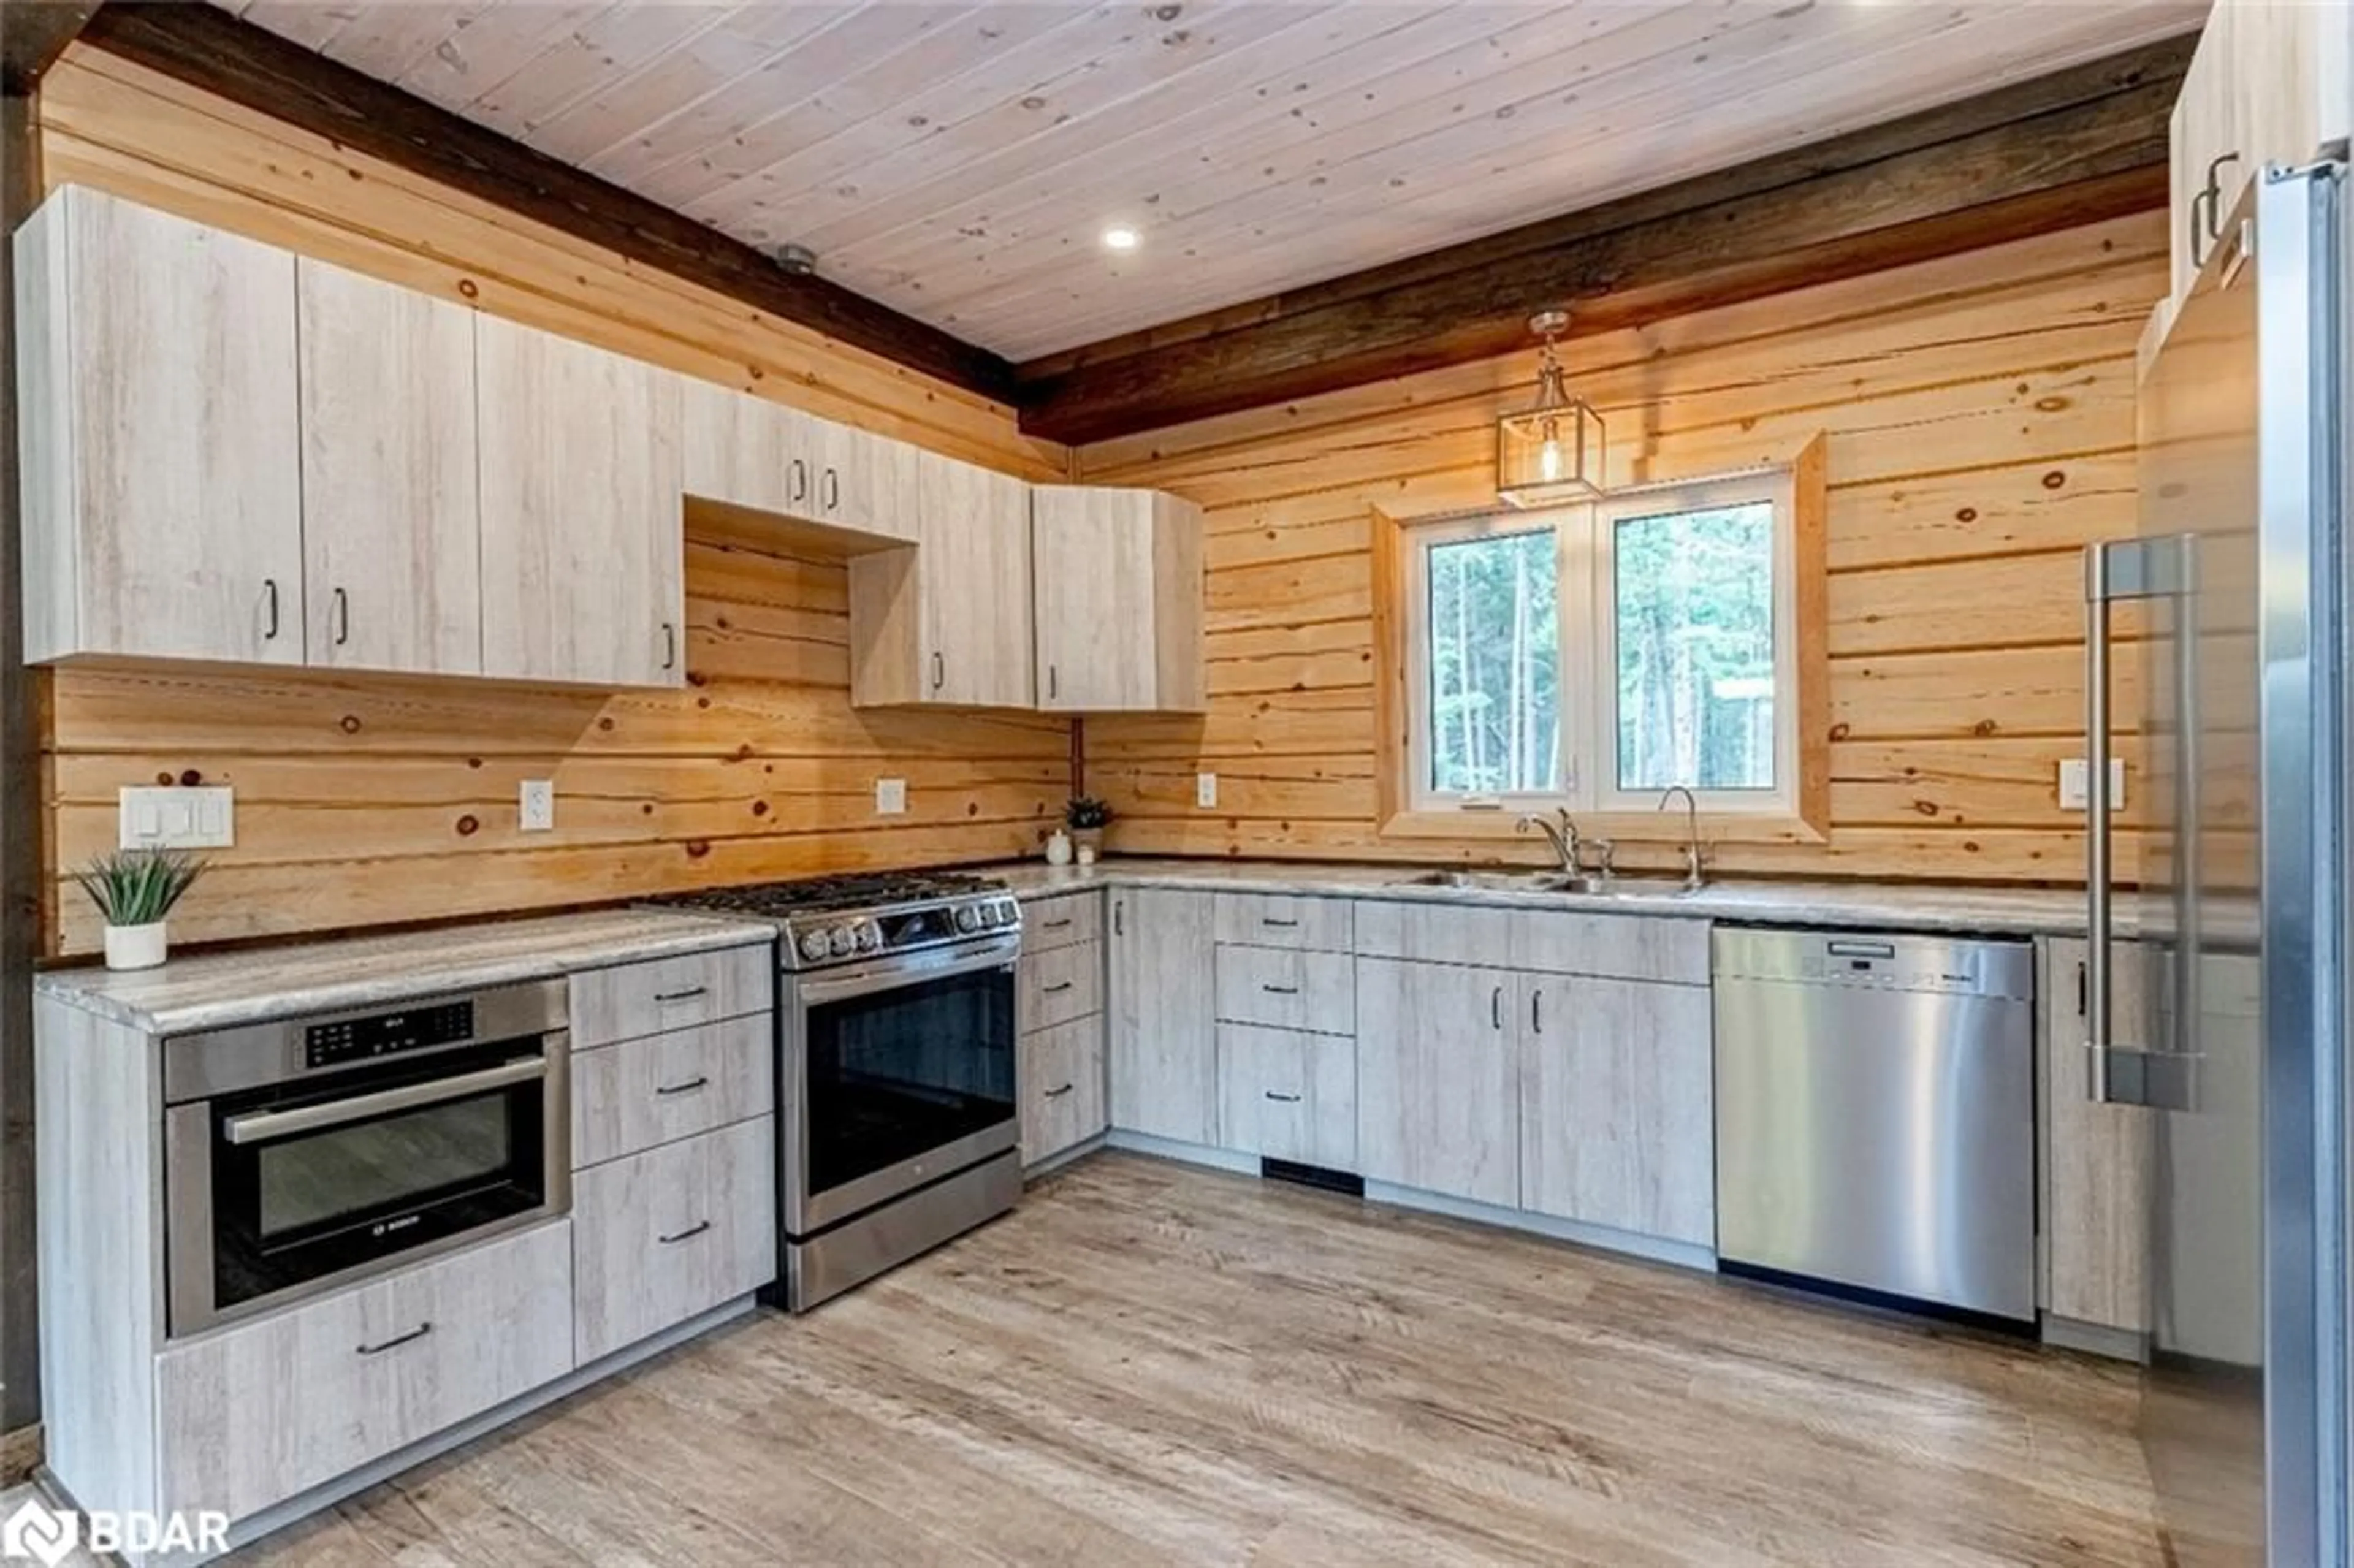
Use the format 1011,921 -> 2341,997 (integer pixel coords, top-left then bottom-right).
112,1155 -> 2179,1564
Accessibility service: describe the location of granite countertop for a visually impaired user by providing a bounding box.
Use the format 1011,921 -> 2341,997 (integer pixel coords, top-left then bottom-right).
36,908 -> 778,1037
991,856 -> 2097,938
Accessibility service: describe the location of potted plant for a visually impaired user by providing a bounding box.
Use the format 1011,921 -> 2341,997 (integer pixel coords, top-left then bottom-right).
74,848 -> 205,971
1065,796 -> 1112,861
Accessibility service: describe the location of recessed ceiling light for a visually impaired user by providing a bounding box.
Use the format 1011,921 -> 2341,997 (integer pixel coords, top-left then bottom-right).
1101,225 -> 1141,253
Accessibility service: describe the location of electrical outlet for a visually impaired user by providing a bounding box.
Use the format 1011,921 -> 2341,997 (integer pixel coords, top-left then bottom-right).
519,780 -> 555,832
875,778 -> 908,815
118,786 -> 235,849
2057,758 -> 2128,811
1197,772 -> 1218,809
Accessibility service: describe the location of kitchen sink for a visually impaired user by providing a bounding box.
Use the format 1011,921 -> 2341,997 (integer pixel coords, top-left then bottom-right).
1387,869 -> 1700,900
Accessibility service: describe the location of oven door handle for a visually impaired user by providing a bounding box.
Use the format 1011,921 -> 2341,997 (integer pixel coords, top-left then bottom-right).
223,1057 -> 547,1146
793,938 -> 1019,1006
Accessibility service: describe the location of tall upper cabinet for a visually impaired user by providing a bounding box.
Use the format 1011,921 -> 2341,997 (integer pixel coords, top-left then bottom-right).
467,317 -> 685,687
1031,486 -> 1205,712
848,452 -> 1035,709
17,186 -> 304,666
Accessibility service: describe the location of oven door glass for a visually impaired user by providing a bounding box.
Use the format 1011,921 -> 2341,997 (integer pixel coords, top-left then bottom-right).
202,1039 -> 550,1319
803,961 -> 1016,1199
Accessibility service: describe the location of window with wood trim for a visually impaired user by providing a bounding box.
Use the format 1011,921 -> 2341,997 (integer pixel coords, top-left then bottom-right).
1400,465 -> 1807,820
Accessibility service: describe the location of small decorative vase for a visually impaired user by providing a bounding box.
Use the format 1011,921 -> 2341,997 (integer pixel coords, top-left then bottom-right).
1071,827 -> 1105,858
104,920 -> 168,972
1075,843 -> 1098,867
1045,829 -> 1073,866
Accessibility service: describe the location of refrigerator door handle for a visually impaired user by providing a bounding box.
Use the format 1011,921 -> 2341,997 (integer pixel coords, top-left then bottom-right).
2083,535 -> 2193,1108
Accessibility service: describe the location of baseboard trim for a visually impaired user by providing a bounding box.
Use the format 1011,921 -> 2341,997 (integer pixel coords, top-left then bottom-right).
1361,1182 -> 1720,1273
1022,1135 -> 1107,1180
0,1421 -> 39,1486
2041,1312 -> 2149,1363
1103,1130 -> 1261,1176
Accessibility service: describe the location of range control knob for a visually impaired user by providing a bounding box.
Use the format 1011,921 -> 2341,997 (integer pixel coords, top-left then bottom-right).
797,929 -> 829,962
996,900 -> 1018,927
854,921 -> 882,953
827,924 -> 856,957
954,904 -> 981,932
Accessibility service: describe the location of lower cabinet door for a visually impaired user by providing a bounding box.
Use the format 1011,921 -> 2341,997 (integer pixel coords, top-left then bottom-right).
155,1220 -> 574,1522
1019,1014 -> 1106,1166
1216,1024 -> 1355,1170
573,1117 -> 775,1364
1354,957 -> 1519,1206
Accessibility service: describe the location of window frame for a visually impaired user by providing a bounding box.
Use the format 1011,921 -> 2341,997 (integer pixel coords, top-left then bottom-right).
1396,463 -> 1802,822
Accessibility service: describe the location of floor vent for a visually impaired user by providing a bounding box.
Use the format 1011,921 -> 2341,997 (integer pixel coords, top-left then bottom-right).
1260,1158 -> 1363,1198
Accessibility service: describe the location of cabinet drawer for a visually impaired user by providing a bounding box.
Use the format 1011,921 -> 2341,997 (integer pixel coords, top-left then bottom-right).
1214,945 -> 1354,1035
156,1220 -> 573,1522
1509,910 -> 1708,986
1217,1024 -> 1355,1170
570,942 -> 772,1048
1353,899 -> 1514,967
1213,892 -> 1352,953
1023,892 -> 1102,953
1020,940 -> 1102,1032
1019,1014 -> 1107,1166
574,1117 -> 774,1364
571,1013 -> 772,1169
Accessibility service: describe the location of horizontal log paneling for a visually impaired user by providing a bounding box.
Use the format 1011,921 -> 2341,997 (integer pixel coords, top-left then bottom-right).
1083,214 -> 2167,885
34,67 -> 1072,957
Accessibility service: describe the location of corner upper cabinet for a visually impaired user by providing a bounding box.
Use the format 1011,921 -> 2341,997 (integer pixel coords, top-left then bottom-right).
16,185 -> 304,666
476,316 -> 686,687
297,257 -> 482,676
848,452 -> 1033,707
1030,485 -> 1205,712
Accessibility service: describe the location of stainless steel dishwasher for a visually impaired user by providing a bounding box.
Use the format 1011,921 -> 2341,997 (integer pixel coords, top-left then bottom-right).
1712,927 -> 2037,1322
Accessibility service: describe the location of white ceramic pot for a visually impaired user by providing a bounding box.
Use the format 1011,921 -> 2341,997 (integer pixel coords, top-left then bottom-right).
1045,829 -> 1073,866
104,920 -> 168,972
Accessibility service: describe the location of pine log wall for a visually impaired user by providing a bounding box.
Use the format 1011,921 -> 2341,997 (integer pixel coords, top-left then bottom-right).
32,49 -> 1073,957
1077,214 -> 2165,885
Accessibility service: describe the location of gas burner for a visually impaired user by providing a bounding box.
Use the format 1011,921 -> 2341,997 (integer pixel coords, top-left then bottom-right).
644,870 -> 1019,970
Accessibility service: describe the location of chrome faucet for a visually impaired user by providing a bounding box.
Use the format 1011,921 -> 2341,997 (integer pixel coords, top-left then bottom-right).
1516,808 -> 1579,873
1658,786 -> 1704,891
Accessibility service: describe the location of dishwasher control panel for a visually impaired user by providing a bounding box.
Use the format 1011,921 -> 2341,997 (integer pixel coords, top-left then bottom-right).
1711,926 -> 2035,999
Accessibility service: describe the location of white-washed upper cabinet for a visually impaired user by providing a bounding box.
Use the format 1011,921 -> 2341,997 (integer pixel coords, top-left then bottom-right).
682,375 -> 817,520
476,318 -> 686,687
1030,485 -> 1205,712
297,257 -> 482,676
17,185 -> 304,666
848,452 -> 1034,707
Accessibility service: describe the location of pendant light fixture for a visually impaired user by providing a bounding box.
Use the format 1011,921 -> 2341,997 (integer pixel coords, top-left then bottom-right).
1496,308 -> 1604,508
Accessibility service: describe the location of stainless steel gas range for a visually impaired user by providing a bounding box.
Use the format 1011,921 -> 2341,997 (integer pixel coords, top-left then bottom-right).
647,872 -> 1022,1311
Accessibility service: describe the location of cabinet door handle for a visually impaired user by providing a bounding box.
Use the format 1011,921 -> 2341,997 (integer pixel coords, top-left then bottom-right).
655,985 -> 707,1003
2202,151 -> 2242,244
1491,984 -> 1504,1030
931,650 -> 945,691
1048,664 -> 1058,700
661,621 -> 678,671
1043,1082 -> 1075,1099
659,1220 -> 712,1245
1043,980 -> 1074,994
1113,900 -> 1123,936
790,457 -> 808,504
356,1322 -> 432,1357
1260,983 -> 1299,995
823,466 -> 840,512
1263,1090 -> 1301,1103
332,587 -> 350,646
263,577 -> 281,641
1530,987 -> 1543,1034
655,1075 -> 709,1097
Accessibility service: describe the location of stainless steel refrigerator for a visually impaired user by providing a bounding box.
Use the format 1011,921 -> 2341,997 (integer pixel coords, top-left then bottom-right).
2087,160 -> 2351,1566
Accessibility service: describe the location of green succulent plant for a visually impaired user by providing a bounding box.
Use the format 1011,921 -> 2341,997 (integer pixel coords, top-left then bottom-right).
73,848 -> 207,927
1065,796 -> 1113,831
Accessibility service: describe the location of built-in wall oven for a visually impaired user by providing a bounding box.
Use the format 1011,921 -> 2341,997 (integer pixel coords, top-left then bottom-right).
647,871 -> 1022,1311
162,980 -> 570,1336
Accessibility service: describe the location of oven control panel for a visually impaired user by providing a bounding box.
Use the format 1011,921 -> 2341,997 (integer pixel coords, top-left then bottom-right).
305,1000 -> 476,1070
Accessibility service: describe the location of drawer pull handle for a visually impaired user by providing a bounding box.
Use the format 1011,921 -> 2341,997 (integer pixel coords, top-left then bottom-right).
356,1322 -> 432,1357
1261,916 -> 1299,928
654,985 -> 707,1003
1043,1082 -> 1075,1099
1042,917 -> 1074,929
1260,983 -> 1299,995
1491,985 -> 1504,1030
1042,981 -> 1074,994
660,1220 -> 712,1245
1263,1090 -> 1301,1103
655,1075 -> 709,1097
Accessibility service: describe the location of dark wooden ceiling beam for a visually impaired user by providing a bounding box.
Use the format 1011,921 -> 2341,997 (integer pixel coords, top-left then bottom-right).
1015,35 -> 2194,446
2,1 -> 99,93
76,1 -> 1021,402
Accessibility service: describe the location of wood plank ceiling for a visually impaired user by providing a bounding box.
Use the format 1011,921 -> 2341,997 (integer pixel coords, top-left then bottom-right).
211,0 -> 2202,365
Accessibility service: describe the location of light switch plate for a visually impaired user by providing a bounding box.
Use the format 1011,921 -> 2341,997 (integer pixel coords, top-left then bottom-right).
1197,772 -> 1218,808
118,786 -> 234,850
875,778 -> 907,815
519,780 -> 555,832
2057,758 -> 2128,810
